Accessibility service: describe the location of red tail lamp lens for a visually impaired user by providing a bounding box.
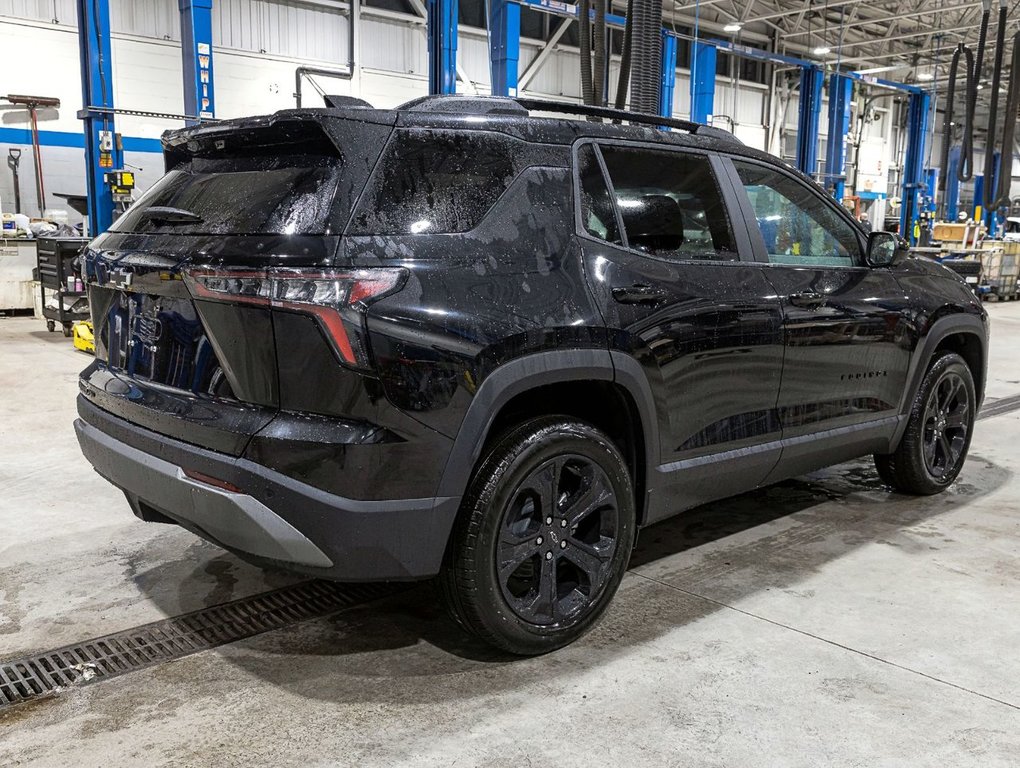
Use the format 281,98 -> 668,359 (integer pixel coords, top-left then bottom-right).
185,268 -> 406,368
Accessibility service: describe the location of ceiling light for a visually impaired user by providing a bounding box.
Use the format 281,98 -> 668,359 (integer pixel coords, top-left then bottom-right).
917,72 -> 935,81
813,46 -> 831,56
723,23 -> 742,32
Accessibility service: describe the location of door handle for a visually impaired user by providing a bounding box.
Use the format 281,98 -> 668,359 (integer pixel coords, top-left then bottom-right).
612,284 -> 668,305
788,291 -> 826,308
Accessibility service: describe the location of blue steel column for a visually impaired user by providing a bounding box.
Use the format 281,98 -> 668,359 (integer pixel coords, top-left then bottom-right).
179,0 -> 215,124
489,0 -> 520,96
945,145 -> 961,220
899,90 -> 930,244
796,66 -> 824,177
824,73 -> 853,201
427,0 -> 458,95
659,32 -> 677,118
76,0 -> 122,235
689,41 -> 716,123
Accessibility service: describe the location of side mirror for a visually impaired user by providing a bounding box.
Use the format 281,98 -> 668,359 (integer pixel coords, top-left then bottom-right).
866,231 -> 906,267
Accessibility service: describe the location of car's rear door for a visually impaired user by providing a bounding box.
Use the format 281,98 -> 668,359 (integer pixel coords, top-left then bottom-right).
719,157 -> 913,480
575,140 -> 785,522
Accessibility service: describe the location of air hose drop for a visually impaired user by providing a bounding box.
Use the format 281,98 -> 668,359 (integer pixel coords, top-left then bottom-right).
614,0 -> 635,109
981,0 -> 1009,210
994,31 -> 1020,210
938,0 -> 990,202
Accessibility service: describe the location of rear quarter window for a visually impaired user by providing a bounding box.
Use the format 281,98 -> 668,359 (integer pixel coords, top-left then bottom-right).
347,129 -> 520,235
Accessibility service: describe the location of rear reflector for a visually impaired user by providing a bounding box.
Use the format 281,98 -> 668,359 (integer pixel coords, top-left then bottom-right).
182,468 -> 244,494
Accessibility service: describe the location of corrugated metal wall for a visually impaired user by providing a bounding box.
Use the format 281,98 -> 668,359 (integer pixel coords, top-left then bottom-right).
0,0 -> 769,130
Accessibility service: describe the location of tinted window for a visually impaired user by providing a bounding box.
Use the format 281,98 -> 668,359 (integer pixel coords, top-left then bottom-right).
349,130 -> 518,235
110,154 -> 341,235
599,146 -> 737,261
734,161 -> 862,267
577,144 -> 621,245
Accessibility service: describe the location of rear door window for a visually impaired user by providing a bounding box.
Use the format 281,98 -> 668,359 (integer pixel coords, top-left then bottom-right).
597,145 -> 738,261
110,154 -> 342,235
348,129 -> 519,235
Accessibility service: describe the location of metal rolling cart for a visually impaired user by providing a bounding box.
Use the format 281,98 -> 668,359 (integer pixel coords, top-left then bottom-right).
37,237 -> 90,336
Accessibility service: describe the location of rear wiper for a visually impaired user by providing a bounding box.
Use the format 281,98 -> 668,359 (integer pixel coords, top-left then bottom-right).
139,206 -> 204,223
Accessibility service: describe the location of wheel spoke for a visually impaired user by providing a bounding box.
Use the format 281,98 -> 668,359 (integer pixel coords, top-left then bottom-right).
564,540 -> 610,583
923,434 -> 937,469
533,554 -> 558,621
497,533 -> 542,579
937,433 -> 953,469
945,405 -> 969,430
562,475 -> 613,524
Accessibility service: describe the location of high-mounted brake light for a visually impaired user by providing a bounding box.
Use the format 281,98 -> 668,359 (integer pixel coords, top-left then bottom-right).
184,267 -> 406,369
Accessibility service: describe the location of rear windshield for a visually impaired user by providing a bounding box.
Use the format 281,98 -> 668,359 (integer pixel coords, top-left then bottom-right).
109,154 -> 342,235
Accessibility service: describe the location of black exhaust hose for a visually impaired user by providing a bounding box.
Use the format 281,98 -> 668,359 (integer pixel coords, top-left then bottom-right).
938,45 -> 964,193
629,0 -> 663,114
982,1 -> 1008,209
959,45 -> 976,181
962,1 -> 991,176
614,0 -> 635,110
994,31 -> 1020,209
579,0 -> 594,106
594,0 -> 607,106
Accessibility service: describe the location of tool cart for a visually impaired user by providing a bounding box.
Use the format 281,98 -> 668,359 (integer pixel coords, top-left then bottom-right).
37,237 -> 90,336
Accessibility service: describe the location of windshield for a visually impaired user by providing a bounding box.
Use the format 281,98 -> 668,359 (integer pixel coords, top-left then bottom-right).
110,153 -> 342,236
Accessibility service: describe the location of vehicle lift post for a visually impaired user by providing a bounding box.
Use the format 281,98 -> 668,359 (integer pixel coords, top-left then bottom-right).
899,89 -> 931,245
689,41 -> 716,124
489,0 -> 521,97
75,0 -> 122,235
427,0 -> 458,95
660,32 -> 678,119
825,73 -> 853,202
796,66 -> 824,178
179,0 -> 216,125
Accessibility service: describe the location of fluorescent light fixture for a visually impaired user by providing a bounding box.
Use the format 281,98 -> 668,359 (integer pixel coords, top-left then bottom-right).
917,72 -> 935,81
813,46 -> 831,56
723,22 -> 742,32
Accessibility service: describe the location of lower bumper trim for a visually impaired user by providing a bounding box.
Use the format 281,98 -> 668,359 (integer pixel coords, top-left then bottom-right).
76,419 -> 334,568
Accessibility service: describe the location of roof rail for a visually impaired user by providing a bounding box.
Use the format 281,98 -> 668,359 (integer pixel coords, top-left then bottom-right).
513,97 -> 743,144
398,94 -> 530,116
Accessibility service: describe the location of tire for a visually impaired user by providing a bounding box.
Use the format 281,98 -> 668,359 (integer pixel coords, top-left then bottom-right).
46,320 -> 55,333
439,416 -> 636,655
875,352 -> 976,495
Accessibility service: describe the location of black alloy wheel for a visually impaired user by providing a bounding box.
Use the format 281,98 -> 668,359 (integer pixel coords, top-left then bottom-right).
875,352 -> 976,495
497,454 -> 620,626
440,416 -> 635,655
920,370 -> 971,480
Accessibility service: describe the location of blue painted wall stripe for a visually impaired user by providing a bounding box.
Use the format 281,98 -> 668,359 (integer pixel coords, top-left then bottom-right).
0,127 -> 163,154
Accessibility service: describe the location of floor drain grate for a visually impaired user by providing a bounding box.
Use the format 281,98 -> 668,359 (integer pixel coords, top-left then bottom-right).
978,393 -> 1020,421
0,580 -> 396,709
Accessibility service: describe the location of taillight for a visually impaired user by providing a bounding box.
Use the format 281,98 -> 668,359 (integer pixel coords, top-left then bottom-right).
184,267 -> 406,370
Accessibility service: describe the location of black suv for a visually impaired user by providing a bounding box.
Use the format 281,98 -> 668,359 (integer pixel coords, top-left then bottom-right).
75,95 -> 987,655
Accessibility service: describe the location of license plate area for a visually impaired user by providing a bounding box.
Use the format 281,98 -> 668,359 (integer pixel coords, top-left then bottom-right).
102,290 -> 230,397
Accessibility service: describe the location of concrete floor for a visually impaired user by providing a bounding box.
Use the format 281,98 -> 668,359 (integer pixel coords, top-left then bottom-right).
1,306 -> 1019,767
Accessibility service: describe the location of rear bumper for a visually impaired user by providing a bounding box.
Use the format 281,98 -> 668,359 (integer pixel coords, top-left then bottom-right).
75,397 -> 460,581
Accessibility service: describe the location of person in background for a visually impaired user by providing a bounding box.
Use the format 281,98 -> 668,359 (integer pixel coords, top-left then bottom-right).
859,212 -> 872,233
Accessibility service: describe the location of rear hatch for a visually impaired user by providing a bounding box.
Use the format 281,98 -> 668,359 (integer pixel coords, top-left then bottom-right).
80,111 -> 396,455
